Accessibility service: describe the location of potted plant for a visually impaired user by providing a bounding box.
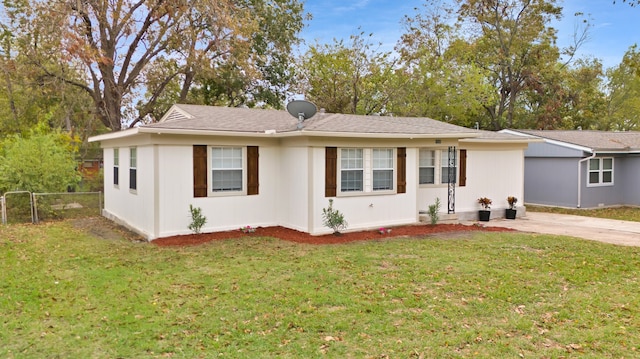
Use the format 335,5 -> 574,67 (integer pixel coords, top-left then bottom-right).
477,197 -> 492,221
506,196 -> 518,220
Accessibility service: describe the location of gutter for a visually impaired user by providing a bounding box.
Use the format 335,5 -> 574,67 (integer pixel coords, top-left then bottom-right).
460,138 -> 540,144
88,127 -> 140,142
577,151 -> 596,208
137,127 -> 481,139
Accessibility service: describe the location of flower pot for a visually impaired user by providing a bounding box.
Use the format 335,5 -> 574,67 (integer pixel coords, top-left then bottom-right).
478,210 -> 490,222
505,208 -> 517,220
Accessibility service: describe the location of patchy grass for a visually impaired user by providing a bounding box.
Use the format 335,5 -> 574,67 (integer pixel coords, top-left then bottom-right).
528,205 -> 640,222
1,221 -> 640,358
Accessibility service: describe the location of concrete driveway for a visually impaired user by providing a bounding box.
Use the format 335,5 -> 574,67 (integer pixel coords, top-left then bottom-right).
480,212 -> 640,247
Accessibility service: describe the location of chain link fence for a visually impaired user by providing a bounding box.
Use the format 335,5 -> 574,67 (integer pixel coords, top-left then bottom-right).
1,191 -> 34,225
1,191 -> 102,225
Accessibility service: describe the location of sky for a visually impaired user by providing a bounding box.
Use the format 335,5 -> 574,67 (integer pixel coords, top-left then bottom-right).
299,0 -> 640,70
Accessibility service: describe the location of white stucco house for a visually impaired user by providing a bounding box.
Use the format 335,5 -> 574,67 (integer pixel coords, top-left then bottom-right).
89,104 -> 532,240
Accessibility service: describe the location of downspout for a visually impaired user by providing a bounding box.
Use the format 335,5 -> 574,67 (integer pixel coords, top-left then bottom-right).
577,151 -> 596,208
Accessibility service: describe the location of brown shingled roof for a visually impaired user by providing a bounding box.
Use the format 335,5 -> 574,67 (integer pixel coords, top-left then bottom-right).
150,105 -> 298,133
147,104 -> 481,137
513,130 -> 640,151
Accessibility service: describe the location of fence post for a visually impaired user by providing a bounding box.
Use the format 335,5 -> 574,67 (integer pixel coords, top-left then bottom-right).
1,195 -> 5,225
32,192 -> 39,224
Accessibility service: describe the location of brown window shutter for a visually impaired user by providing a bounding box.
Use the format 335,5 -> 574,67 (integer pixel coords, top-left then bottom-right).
397,147 -> 406,193
459,149 -> 467,187
247,146 -> 259,195
325,147 -> 337,197
193,145 -> 208,197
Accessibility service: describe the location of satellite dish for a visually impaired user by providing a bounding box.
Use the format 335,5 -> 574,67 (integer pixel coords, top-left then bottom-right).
287,100 -> 317,129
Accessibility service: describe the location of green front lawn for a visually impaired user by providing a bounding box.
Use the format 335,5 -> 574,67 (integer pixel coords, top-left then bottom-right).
1,221 -> 639,358
528,205 -> 640,222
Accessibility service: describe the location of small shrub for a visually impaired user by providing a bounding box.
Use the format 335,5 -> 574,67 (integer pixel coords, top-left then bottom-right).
428,197 -> 441,225
188,205 -> 207,234
507,196 -> 518,209
322,199 -> 348,234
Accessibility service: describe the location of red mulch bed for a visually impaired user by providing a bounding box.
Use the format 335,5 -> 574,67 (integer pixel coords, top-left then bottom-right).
152,223 -> 514,247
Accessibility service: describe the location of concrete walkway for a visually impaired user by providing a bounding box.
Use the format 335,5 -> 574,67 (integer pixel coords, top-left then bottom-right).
478,212 -> 640,247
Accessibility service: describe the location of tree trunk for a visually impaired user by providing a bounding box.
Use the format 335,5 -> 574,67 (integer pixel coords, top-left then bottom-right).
2,59 -> 19,125
179,70 -> 195,102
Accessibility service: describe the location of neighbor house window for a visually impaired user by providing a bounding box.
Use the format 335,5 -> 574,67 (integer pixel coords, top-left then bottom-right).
113,148 -> 119,186
340,148 -> 364,192
211,147 -> 243,192
129,147 -> 137,190
588,157 -> 613,186
193,145 -> 258,197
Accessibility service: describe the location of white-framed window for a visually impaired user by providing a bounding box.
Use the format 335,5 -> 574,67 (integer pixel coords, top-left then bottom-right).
211,147 -> 244,193
340,148 -> 364,192
194,145 -> 258,198
419,149 -> 435,184
113,148 -> 119,186
339,148 -> 394,194
588,157 -> 613,186
441,150 -> 457,184
373,149 -> 394,190
419,149 -> 457,185
129,147 -> 137,190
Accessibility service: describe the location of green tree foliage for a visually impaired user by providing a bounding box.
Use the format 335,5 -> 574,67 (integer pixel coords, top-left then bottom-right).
389,51 -> 495,127
395,0 -> 602,130
143,0 -> 306,121
604,45 -> 640,130
1,0 -> 633,136
3,0 -> 306,131
0,128 -> 80,194
0,18 -> 96,139
558,59 -> 607,130
519,58 -> 606,130
394,2 -> 496,126
0,4 -> 103,151
455,0 -> 564,129
296,32 -> 398,115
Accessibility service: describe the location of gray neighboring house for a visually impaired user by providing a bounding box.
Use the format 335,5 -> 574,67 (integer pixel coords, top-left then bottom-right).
501,129 -> 640,208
